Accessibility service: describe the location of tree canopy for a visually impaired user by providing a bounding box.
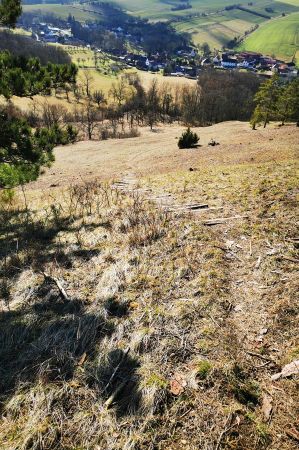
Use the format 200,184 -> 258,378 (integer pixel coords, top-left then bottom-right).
0,51 -> 77,99
0,0 -> 22,27
251,76 -> 299,128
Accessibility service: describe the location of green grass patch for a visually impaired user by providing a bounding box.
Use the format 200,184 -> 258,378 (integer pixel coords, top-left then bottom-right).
239,12 -> 299,63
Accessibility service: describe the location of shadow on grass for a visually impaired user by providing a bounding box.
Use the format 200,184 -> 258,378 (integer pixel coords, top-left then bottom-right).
0,285 -> 115,412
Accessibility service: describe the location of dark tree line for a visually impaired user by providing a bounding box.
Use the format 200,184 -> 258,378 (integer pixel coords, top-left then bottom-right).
0,0 -> 21,27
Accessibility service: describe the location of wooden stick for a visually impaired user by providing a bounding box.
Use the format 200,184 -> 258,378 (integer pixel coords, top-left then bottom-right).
203,215 -> 248,226
280,255 -> 299,264
104,347 -> 130,393
246,351 -> 275,363
104,379 -> 128,409
42,272 -> 70,301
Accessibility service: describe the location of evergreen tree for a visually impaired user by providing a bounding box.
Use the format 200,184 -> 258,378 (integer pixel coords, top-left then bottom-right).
0,0 -> 21,27
250,75 -> 281,129
0,110 -> 54,187
277,78 -> 299,125
178,128 -> 199,149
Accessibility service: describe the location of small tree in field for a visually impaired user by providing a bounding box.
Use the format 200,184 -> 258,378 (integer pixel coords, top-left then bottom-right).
178,127 -> 199,149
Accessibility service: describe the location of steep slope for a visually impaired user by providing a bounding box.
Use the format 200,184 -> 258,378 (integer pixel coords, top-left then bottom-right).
0,123 -> 298,449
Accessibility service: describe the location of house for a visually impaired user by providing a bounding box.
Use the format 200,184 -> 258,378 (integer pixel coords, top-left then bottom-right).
221,54 -> 237,68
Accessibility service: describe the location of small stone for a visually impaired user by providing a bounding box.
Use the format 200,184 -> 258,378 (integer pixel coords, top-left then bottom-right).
234,304 -> 242,312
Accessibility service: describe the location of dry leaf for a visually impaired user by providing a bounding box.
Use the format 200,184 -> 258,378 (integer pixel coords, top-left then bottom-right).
129,301 -> 139,309
78,352 -> 87,366
262,394 -> 273,421
272,359 -> 299,381
286,426 -> 299,442
281,360 -> 299,377
170,373 -> 186,395
170,379 -> 184,395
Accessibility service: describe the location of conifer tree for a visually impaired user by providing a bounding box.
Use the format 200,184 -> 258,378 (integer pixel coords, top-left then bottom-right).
0,0 -> 21,27
250,75 -> 281,129
277,78 -> 299,126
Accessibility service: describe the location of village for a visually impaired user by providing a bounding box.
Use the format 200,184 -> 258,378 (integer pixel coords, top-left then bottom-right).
23,17 -> 298,81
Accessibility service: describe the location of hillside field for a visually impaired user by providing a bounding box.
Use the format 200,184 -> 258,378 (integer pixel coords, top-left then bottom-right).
22,1 -> 299,52
1,121 -> 298,449
239,12 -> 299,63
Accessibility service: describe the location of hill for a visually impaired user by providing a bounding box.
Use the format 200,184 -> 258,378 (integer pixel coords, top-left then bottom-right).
1,121 -> 298,449
0,29 -> 71,64
239,12 -> 299,63
21,1 -> 299,51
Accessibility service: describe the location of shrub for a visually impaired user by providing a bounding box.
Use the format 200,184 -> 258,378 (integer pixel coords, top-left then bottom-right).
178,127 -> 199,149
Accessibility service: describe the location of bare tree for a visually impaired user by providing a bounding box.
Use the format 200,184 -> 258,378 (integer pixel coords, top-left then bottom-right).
109,77 -> 128,107
146,79 -> 160,130
81,71 -> 94,99
39,100 -> 68,129
74,100 -> 100,140
93,89 -> 106,108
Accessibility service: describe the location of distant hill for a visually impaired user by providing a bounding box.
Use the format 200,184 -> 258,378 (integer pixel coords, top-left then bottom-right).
0,30 -> 71,64
22,0 -> 299,51
239,12 -> 299,64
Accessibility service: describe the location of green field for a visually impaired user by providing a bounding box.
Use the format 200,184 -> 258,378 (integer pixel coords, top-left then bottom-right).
22,4 -> 100,22
22,1 -> 299,52
239,12 -> 299,63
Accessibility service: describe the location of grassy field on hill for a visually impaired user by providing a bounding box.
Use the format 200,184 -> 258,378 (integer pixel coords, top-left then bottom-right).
1,121 -> 298,449
239,12 -> 299,63
22,1 -> 299,50
22,3 -> 100,21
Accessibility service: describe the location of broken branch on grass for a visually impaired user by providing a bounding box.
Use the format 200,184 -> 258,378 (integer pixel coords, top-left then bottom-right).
246,351 -> 275,363
42,272 -> 70,301
104,347 -> 130,393
203,215 -> 249,226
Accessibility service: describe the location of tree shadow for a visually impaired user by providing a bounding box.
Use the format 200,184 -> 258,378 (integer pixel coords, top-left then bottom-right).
93,348 -> 141,417
0,282 -> 114,413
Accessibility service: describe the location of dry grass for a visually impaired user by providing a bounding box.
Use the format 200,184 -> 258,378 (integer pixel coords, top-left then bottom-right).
27,121 -> 299,191
0,122 -> 298,449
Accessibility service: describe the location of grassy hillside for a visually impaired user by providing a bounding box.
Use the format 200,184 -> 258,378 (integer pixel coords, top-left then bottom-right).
22,1 -> 299,50
22,3 -> 100,21
0,122 -> 298,449
239,12 -> 299,63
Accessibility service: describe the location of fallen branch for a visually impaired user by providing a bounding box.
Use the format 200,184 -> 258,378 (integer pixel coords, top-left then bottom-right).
246,351 -> 275,363
42,272 -> 70,301
104,347 -> 130,393
203,215 -> 249,226
104,379 -> 128,409
279,255 -> 299,264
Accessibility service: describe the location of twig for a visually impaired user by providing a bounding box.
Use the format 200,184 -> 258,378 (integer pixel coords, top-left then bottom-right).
42,272 -> 70,301
280,255 -> 299,264
104,379 -> 128,409
246,351 -> 275,363
255,256 -> 261,269
104,347 -> 130,393
215,414 -> 234,450
203,215 -> 249,226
